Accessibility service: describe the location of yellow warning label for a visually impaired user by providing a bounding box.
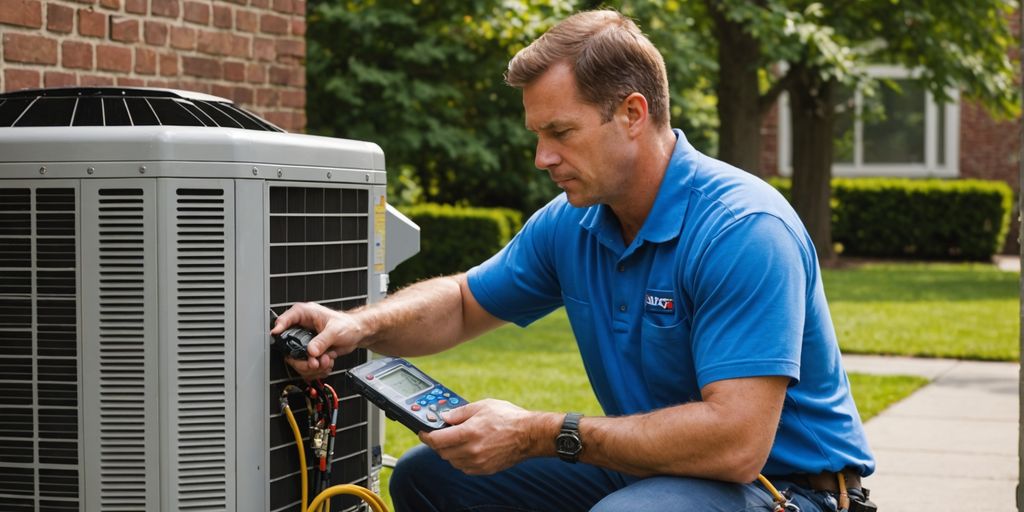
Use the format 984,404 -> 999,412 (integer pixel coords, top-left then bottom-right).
374,194 -> 386,273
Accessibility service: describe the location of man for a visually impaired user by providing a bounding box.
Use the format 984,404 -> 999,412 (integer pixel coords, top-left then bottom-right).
272,9 -> 874,511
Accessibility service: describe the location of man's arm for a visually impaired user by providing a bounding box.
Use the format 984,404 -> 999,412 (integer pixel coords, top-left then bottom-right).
421,375 -> 788,482
575,375 -> 789,481
271,273 -> 505,379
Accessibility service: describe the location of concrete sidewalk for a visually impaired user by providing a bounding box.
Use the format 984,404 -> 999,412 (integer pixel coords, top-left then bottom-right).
843,354 -> 1020,511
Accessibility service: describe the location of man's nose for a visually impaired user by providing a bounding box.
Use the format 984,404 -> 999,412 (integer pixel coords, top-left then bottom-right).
534,139 -> 561,170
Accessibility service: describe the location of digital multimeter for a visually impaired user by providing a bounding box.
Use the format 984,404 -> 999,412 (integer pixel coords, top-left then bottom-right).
347,357 -> 468,433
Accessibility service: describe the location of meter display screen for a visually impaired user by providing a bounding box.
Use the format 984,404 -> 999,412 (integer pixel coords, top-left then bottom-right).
349,356 -> 469,433
379,367 -> 432,397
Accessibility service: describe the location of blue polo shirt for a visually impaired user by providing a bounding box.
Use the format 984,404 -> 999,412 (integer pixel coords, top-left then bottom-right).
466,130 -> 874,476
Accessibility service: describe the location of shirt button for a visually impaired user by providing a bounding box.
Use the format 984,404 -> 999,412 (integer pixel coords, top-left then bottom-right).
618,264 -> 625,272
619,304 -> 627,312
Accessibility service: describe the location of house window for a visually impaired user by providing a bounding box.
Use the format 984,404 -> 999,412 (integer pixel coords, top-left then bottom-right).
778,65 -> 959,177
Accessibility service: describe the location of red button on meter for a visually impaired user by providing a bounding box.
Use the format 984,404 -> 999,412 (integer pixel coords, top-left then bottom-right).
411,404 -> 421,411
366,374 -> 374,380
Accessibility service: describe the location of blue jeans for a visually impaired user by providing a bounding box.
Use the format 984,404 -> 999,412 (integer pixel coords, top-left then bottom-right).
390,444 -> 838,512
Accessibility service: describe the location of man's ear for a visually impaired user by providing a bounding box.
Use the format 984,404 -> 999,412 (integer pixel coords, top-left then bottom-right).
620,92 -> 649,137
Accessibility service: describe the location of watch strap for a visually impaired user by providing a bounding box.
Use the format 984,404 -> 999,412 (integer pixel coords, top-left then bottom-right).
562,412 -> 582,433
556,412 -> 584,463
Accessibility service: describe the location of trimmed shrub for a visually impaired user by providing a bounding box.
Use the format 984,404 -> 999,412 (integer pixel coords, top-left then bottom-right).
767,178 -> 1012,260
389,204 -> 523,288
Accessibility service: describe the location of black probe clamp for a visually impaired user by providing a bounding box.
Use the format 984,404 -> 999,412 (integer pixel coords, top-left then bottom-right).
270,309 -> 316,359
273,326 -> 316,359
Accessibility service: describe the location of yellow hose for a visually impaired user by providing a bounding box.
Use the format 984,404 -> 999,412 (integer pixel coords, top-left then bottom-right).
837,472 -> 850,510
283,392 -> 388,512
283,405 -> 309,512
757,474 -> 788,508
306,484 -> 389,512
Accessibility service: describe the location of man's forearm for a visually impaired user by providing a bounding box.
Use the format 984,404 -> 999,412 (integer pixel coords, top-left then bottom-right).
577,404 -> 765,481
353,273 -> 502,356
522,376 -> 788,482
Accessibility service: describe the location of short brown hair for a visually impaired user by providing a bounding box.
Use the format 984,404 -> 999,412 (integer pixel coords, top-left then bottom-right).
505,9 -> 670,126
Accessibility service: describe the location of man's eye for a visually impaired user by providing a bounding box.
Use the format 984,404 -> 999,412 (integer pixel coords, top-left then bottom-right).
554,129 -> 570,139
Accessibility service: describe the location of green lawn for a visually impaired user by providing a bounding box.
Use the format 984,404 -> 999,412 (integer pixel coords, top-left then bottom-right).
824,262 -> 1019,361
376,261 -> 1008,505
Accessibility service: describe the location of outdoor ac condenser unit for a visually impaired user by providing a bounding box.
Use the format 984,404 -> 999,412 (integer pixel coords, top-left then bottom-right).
0,87 -> 419,512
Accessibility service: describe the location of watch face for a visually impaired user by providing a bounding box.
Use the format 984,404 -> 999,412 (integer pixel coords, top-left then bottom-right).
556,432 -> 582,455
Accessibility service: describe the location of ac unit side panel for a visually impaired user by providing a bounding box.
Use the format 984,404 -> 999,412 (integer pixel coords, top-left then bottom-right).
234,179 -> 269,512
157,179 -> 236,511
81,179 -> 161,511
0,181 -> 82,512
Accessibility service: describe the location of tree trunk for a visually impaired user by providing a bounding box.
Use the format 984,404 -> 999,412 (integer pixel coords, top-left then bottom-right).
708,2 -> 763,176
787,65 -> 837,263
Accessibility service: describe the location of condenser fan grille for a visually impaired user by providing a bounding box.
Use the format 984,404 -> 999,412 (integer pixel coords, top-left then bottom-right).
0,88 -> 282,131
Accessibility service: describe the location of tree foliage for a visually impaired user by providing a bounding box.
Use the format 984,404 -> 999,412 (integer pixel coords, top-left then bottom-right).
307,0 -> 569,211
702,0 -> 1020,261
306,0 -> 717,213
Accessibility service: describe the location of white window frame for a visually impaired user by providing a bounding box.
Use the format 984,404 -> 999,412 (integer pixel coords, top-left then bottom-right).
777,65 -> 960,178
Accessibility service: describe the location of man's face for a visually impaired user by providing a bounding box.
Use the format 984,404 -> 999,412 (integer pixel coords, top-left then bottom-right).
523,63 -> 633,208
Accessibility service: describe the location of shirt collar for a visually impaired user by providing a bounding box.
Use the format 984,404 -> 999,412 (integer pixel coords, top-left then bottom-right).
580,129 -> 697,252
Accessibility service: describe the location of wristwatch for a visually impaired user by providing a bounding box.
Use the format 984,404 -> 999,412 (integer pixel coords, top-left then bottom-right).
555,412 -> 583,463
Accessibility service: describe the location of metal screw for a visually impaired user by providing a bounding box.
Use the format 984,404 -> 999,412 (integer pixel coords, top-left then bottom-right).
364,174 -> 370,182
277,168 -> 283,178
39,166 -> 46,175
139,166 -> 146,174
327,171 -> 333,179
252,167 -> 259,176
87,167 -> 95,175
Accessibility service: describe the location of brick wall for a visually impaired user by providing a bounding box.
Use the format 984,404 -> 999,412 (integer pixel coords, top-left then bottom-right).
759,102 -> 779,176
960,99 -> 1021,254
960,102 -> 1020,187
0,0 -> 307,132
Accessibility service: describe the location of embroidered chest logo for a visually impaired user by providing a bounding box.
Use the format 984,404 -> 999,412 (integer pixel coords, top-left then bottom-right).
644,292 -> 674,313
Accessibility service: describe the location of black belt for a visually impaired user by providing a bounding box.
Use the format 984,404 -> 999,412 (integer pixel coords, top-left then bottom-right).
765,469 -> 862,493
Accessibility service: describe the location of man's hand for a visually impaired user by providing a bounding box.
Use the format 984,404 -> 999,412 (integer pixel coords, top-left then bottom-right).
418,399 -> 557,475
270,302 -> 365,381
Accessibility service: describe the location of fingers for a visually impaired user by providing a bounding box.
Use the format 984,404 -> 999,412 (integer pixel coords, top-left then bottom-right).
439,401 -> 479,426
418,400 -> 530,476
287,354 -> 334,381
269,305 -> 300,335
422,401 -> 482,450
296,352 -> 333,373
305,334 -> 331,358
419,423 -> 465,452
271,302 -> 328,335
271,302 -> 351,382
